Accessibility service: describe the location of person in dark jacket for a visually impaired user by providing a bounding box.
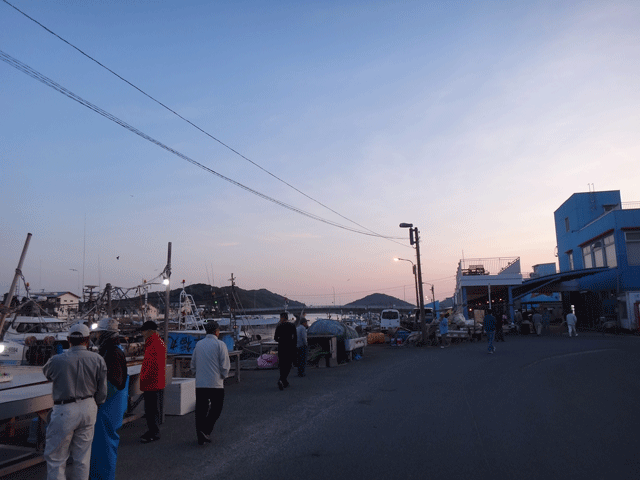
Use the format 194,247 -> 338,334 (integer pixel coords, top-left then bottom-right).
89,317 -> 128,480
138,321 -> 166,443
484,310 -> 496,354
274,312 -> 297,390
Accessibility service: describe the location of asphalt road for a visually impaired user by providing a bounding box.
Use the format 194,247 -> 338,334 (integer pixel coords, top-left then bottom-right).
8,332 -> 640,480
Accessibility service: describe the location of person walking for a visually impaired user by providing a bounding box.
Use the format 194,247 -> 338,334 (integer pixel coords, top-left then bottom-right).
484,310 -> 496,354
566,311 -> 578,337
296,317 -> 309,376
43,323 -> 107,480
514,309 -> 523,334
439,313 -> 450,348
190,321 -> 230,445
89,318 -> 128,480
495,313 -> 505,342
274,312 -> 297,390
138,321 -> 166,444
532,309 -> 543,336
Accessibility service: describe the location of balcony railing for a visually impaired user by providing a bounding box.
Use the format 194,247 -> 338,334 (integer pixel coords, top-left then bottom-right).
622,201 -> 640,210
457,257 -> 520,277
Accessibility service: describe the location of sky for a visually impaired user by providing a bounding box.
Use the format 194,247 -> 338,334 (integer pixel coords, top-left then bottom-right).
1,0 -> 639,306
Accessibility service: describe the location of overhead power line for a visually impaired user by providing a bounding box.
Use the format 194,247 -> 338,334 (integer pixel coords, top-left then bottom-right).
2,0 -> 403,243
0,50 -> 400,239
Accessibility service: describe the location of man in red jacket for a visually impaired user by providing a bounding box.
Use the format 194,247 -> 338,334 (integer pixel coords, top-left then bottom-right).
138,321 -> 166,444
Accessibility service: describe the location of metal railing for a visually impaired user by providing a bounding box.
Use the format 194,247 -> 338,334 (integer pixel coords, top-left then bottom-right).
622,201 -> 640,210
457,257 -> 520,277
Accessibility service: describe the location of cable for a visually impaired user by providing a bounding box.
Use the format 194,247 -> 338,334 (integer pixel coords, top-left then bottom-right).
0,50 -> 401,239
2,0 -> 404,243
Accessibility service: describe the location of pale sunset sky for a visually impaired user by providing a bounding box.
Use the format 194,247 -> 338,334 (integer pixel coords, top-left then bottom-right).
1,0 -> 639,305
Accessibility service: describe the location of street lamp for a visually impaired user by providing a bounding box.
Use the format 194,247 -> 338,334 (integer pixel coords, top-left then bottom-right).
394,258 -> 419,311
399,223 -> 427,343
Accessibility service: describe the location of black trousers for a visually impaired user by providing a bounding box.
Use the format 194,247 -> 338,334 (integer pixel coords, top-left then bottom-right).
143,390 -> 163,436
278,352 -> 294,385
195,388 -> 225,437
296,345 -> 307,376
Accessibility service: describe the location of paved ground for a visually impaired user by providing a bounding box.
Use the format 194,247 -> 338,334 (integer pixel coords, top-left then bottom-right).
7,331 -> 640,480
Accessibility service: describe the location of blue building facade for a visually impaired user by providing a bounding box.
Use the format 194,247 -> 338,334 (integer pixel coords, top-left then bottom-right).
554,190 -> 640,329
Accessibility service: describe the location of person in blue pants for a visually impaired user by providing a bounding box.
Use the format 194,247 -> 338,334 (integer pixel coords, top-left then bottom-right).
484,310 -> 496,354
89,318 -> 128,480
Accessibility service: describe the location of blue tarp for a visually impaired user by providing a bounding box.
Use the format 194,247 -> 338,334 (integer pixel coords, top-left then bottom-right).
308,319 -> 359,339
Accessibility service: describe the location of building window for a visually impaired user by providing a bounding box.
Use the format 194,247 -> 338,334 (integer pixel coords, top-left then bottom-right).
626,231 -> 640,266
593,241 -> 604,267
565,217 -> 570,232
567,251 -> 574,270
582,233 -> 616,268
582,245 -> 593,268
605,234 -> 617,268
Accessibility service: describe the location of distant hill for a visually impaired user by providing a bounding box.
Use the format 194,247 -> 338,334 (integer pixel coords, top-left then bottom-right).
345,293 -> 414,308
169,283 -> 304,311
147,284 -> 409,312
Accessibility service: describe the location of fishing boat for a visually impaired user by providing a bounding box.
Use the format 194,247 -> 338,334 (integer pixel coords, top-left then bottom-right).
2,314 -> 71,345
216,314 -> 283,343
165,287 -> 209,355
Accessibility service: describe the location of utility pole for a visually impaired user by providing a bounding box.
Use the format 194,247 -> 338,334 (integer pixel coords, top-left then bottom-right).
412,265 -> 419,314
414,228 -> 427,343
400,224 -> 427,344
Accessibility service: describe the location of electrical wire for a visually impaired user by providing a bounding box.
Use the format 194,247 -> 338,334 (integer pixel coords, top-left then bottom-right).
2,0 -> 405,244
0,50 -> 401,239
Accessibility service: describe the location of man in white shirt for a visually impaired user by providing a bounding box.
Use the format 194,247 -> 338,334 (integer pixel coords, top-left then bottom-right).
190,321 -> 230,445
296,317 -> 309,377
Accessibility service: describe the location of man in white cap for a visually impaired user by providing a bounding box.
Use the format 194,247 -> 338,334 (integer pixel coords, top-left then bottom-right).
89,318 -> 128,480
43,323 -> 107,480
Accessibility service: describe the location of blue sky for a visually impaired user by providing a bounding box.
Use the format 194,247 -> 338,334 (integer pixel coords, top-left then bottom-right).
1,0 -> 639,305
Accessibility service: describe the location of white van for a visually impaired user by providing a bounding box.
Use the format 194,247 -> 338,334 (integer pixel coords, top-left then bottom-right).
380,309 -> 401,330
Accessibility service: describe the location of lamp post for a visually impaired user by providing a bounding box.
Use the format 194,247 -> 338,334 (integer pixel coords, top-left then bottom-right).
163,242 -> 172,348
394,258 -> 419,311
399,223 -> 427,343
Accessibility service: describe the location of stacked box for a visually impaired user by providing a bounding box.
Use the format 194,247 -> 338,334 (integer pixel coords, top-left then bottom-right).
164,377 -> 196,416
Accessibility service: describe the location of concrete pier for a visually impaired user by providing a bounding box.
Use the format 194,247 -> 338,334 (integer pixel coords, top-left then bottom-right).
5,332 -> 640,480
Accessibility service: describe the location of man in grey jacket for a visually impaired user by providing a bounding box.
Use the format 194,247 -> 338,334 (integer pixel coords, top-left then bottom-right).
43,323 -> 107,480
296,317 -> 309,377
191,321 -> 230,445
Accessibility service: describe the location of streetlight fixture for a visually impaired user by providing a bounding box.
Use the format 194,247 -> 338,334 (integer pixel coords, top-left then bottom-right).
394,258 -> 420,312
399,223 -> 427,343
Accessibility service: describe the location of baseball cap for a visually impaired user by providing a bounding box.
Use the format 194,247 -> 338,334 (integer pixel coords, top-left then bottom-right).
94,317 -> 119,333
138,320 -> 158,332
69,323 -> 90,338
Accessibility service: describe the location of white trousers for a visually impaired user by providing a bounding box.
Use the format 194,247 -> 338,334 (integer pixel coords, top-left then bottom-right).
45,398 -> 98,480
568,324 -> 577,337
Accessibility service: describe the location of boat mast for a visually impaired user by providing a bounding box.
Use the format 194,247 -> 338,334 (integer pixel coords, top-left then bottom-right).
163,242 -> 172,347
229,273 -> 238,343
0,233 -> 32,341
